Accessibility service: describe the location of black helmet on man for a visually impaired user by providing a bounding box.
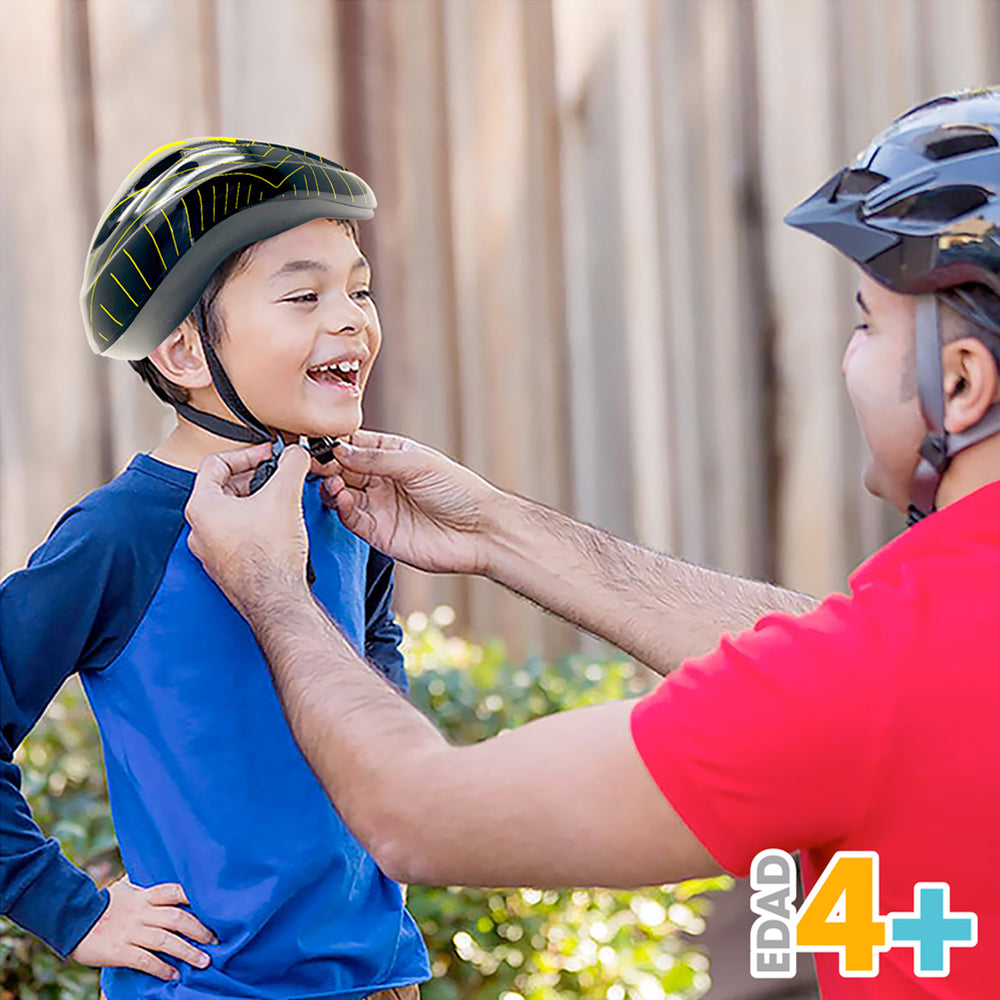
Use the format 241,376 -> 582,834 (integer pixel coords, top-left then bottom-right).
80,137 -> 375,450
785,87 -> 1000,520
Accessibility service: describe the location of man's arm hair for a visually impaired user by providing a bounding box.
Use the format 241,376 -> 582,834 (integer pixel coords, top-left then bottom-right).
244,582 -> 720,888
483,493 -> 818,674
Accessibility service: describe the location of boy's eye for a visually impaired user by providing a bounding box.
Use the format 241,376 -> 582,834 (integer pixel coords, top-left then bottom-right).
352,288 -> 375,303
283,292 -> 318,304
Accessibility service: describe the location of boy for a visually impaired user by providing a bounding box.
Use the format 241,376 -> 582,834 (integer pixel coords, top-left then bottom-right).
0,138 -> 429,1000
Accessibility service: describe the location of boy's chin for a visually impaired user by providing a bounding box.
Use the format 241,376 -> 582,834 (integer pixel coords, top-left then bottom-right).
280,417 -> 362,442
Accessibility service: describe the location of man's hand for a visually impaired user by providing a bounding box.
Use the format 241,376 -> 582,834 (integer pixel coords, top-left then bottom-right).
70,876 -> 216,981
185,442 -> 311,613
316,430 -> 503,575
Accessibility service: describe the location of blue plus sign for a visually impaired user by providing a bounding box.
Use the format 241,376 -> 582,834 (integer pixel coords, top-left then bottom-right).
889,884 -> 977,976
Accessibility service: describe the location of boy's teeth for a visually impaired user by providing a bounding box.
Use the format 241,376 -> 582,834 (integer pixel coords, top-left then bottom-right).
311,359 -> 361,373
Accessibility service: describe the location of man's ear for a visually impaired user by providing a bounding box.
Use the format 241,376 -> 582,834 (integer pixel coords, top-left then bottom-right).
942,337 -> 1000,434
148,318 -> 213,390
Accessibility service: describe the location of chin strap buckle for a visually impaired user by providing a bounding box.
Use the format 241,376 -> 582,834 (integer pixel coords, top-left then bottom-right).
307,436 -> 339,465
917,434 -> 950,473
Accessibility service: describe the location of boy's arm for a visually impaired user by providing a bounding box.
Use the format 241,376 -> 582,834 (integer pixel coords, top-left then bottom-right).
0,510 -> 113,955
363,548 -> 408,693
2,495 -> 218,980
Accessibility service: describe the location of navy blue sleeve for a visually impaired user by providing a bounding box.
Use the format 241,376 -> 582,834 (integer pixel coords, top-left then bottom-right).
0,500 -> 153,956
364,549 -> 408,694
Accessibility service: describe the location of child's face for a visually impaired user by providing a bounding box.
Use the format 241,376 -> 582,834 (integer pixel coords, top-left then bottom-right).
213,219 -> 380,440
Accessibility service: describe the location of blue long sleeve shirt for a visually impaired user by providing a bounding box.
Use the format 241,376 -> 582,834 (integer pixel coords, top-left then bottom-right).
0,453 -> 429,999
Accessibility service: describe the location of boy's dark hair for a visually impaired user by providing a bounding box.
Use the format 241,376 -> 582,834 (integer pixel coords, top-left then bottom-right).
130,218 -> 361,406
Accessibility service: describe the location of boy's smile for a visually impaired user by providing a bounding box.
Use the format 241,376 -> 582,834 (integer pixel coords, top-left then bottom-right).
212,218 -> 380,440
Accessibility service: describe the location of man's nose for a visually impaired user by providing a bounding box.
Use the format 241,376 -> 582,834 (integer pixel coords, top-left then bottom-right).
842,329 -> 862,375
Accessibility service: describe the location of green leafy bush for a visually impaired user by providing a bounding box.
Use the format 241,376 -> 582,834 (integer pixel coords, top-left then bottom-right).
0,679 -> 116,1000
1,608 -> 731,999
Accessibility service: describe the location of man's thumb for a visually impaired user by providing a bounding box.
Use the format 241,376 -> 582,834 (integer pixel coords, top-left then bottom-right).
275,443 -> 311,487
334,441 -> 411,478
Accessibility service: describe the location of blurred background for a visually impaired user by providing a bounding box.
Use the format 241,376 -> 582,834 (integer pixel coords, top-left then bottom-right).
3,0 -> 1000,655
1,2 -> 999,998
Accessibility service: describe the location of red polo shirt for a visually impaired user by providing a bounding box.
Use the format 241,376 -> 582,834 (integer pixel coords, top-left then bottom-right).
631,481 -> 1000,999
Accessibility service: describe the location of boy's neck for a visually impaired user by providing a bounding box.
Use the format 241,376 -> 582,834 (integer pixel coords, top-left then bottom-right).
151,419 -> 292,472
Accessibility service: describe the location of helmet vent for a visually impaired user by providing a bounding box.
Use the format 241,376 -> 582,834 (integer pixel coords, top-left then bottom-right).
875,185 -> 989,223
836,169 -> 887,197
923,127 -> 998,161
133,150 -> 185,192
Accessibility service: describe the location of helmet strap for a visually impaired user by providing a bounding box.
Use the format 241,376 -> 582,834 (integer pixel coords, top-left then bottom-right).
164,326 -> 341,471
908,294 -> 1000,523
910,296 -> 947,519
199,334 -> 275,443
170,400 -> 270,443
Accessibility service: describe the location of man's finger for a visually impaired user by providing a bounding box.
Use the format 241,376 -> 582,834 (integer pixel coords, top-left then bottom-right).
344,429 -> 407,451
202,443 -> 275,483
332,487 -> 376,542
189,446 -> 273,506
270,443 -> 311,490
229,468 -> 257,498
310,454 -> 343,477
333,442 -> 415,479
319,475 -> 346,506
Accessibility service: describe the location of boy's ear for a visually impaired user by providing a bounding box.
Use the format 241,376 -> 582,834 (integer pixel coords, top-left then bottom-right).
942,336 -> 1000,434
148,318 -> 213,390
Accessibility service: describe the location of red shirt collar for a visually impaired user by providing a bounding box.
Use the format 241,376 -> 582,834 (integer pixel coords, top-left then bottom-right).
850,478 -> 1000,587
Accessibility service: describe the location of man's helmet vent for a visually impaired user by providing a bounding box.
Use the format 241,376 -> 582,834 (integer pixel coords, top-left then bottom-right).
923,127 -> 998,161
836,169 -> 888,198
873,186 -> 989,224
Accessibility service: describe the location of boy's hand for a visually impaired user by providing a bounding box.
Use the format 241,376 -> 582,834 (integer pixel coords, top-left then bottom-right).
70,876 -> 217,981
316,430 -> 503,576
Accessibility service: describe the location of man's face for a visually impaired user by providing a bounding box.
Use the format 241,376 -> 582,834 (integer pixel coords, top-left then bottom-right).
842,271 -> 926,512
213,219 -> 380,439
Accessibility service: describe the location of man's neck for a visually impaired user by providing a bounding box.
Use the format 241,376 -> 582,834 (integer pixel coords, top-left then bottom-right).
934,436 -> 1000,509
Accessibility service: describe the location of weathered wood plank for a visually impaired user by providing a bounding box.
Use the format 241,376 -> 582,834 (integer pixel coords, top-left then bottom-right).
755,0 -> 851,595
214,0 -> 341,152
0,0 -> 105,575
87,0 -> 216,470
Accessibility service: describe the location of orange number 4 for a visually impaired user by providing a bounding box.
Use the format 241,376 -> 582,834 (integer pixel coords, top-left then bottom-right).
795,852 -> 889,976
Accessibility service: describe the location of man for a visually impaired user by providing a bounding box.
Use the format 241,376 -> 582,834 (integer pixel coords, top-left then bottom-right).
185,90 -> 1000,997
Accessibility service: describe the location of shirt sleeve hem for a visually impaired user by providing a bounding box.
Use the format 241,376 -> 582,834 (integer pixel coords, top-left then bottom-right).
629,695 -> 753,878
5,855 -> 110,958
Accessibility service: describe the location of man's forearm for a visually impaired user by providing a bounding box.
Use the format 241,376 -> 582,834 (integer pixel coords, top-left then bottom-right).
483,493 -> 818,674
240,583 -> 446,868
239,582 -> 719,890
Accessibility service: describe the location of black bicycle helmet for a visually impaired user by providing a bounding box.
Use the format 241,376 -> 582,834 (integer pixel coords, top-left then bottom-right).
785,87 -> 1000,518
83,137 -> 374,359
80,136 -> 375,451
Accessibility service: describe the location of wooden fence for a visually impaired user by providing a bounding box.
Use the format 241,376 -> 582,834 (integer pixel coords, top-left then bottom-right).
3,0 -> 999,658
